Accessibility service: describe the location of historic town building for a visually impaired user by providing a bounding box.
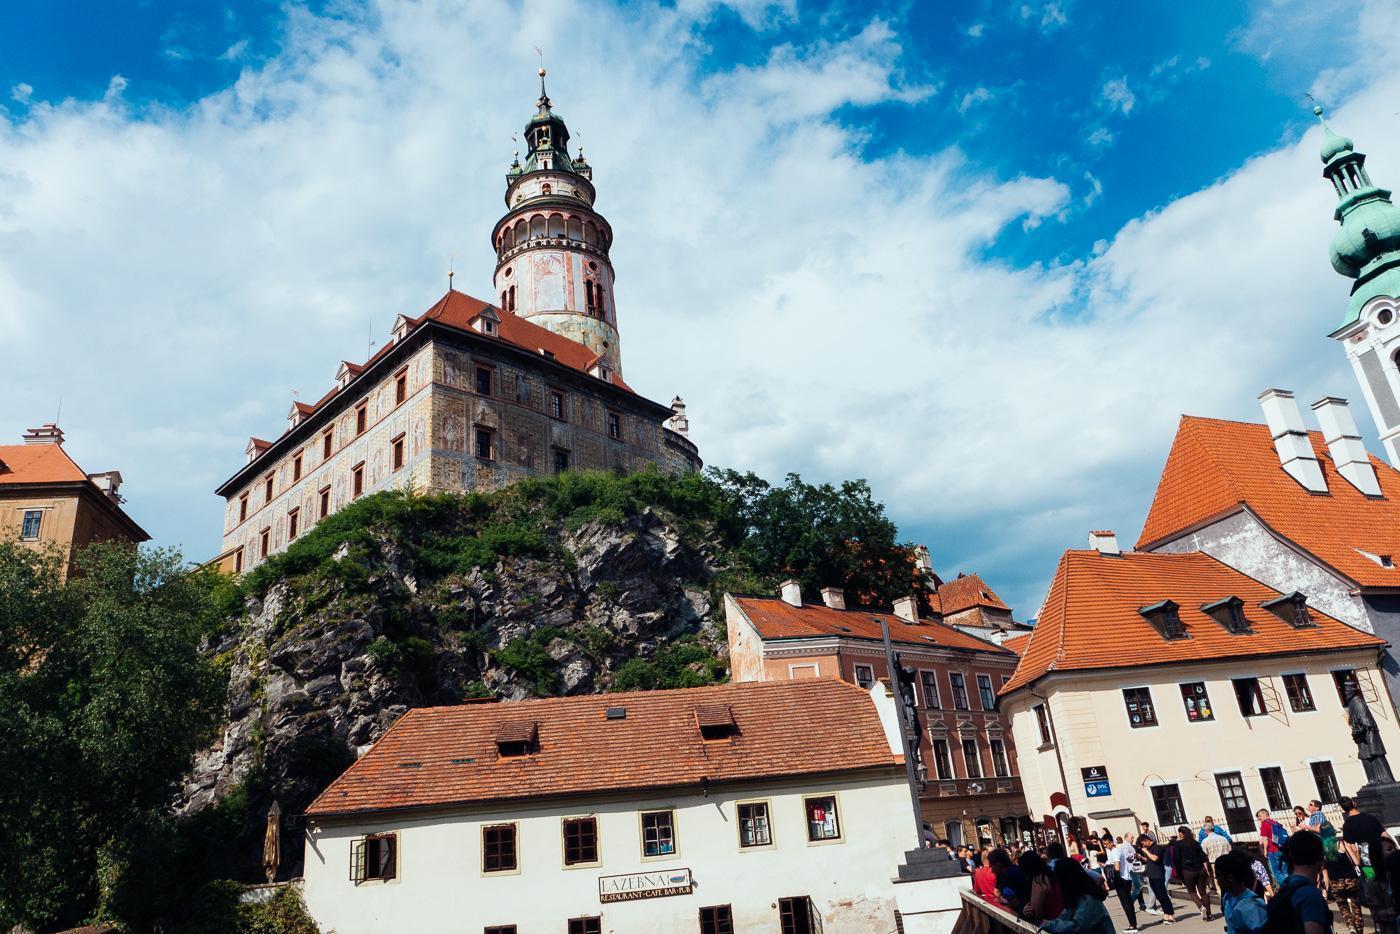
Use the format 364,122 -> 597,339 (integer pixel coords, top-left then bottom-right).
1000,538 -> 1397,846
1314,108 -> 1400,466
725,582 -> 1031,848
1136,391 -> 1400,709
214,73 -> 699,572
301,679 -> 918,933
0,423 -> 148,576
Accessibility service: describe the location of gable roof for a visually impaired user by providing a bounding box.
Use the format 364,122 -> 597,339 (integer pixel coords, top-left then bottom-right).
0,443 -> 88,485
731,595 -> 1012,656
305,679 -> 899,817
1001,549 -> 1384,694
1137,416 -> 1400,589
937,573 -> 1011,614
1001,633 -> 1032,656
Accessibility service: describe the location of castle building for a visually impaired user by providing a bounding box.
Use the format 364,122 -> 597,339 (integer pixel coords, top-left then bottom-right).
0,423 -> 148,576
1316,108 -> 1400,465
214,73 -> 699,572
725,582 -> 1031,848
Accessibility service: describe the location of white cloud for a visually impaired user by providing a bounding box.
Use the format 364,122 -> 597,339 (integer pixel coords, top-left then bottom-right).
10,83 -> 32,104
966,22 -> 985,38
220,38 -> 251,62
0,0 -> 1396,614
1085,125 -> 1114,147
1098,76 -> 1135,115
1018,2 -> 1069,34
958,86 -> 993,114
1082,170 -> 1103,207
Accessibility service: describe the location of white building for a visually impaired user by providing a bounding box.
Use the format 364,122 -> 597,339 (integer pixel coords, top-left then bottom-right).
302,679 -> 923,933
1000,539 -> 1399,844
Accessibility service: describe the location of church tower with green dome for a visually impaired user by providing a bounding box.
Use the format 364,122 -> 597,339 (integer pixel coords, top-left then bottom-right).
490,69 -> 623,377
1318,106 -> 1400,465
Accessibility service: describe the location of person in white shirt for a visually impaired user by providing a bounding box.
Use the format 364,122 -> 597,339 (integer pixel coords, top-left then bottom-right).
1107,836 -> 1140,933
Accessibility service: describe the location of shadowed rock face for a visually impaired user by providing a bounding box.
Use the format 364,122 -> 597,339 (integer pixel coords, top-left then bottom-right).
177,508 -> 728,871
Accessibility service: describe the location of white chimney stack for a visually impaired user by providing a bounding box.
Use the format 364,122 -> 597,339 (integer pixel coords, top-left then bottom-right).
820,587 -> 846,610
22,423 -> 64,445
893,595 -> 919,623
1088,530 -> 1120,556
779,579 -> 802,607
1258,389 -> 1328,494
1311,397 -> 1382,496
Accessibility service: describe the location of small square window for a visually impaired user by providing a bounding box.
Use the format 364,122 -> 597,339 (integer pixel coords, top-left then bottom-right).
1123,687 -> 1157,727
352,462 -> 365,499
475,366 -> 493,396
355,402 -> 367,436
19,509 -> 42,540
563,817 -> 598,865
567,919 -> 601,934
641,810 -> 676,857
1180,682 -> 1214,721
482,824 -> 517,873
319,486 -> 331,519
550,390 -> 566,420
700,906 -> 735,934
288,508 -> 300,541
737,802 -> 771,847
607,411 -> 622,440
804,795 -> 840,841
475,428 -> 495,461
853,664 -> 874,689
392,435 -> 405,471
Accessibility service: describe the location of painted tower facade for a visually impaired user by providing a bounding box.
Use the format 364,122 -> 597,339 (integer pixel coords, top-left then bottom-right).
1317,107 -> 1400,465
491,70 -> 623,375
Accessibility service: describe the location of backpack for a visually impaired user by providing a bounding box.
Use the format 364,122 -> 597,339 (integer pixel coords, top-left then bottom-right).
1263,877 -> 1325,934
1268,820 -> 1290,848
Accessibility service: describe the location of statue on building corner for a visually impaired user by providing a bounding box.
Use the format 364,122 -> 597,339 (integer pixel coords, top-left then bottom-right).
1346,685 -> 1395,784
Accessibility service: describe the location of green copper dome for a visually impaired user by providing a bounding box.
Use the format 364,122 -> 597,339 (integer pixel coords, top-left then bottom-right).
1330,195 -> 1400,277
1316,106 -> 1354,163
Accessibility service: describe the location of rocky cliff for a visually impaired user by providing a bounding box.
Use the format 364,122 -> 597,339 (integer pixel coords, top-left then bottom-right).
180,476 -> 742,877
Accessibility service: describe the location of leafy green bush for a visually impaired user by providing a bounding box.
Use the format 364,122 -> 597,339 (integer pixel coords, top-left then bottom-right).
493,627 -> 566,695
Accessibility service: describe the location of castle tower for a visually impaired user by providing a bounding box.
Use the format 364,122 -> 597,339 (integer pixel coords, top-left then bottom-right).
491,69 -> 623,375
1317,107 -> 1400,465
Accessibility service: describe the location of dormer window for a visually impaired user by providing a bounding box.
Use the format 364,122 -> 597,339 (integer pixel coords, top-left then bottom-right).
1262,591 -> 1317,629
391,315 -> 411,342
589,361 -> 613,383
1201,596 -> 1252,635
473,307 -> 501,337
496,720 -> 539,757
695,704 -> 737,741
1139,600 -> 1187,640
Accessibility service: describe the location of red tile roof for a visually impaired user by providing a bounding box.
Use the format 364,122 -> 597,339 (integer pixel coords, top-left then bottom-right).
0,443 -> 88,485
732,596 -> 1012,655
1001,549 -> 1384,694
1137,416 -> 1400,589
937,573 -> 1011,614
305,680 -> 899,817
1001,633 -> 1032,657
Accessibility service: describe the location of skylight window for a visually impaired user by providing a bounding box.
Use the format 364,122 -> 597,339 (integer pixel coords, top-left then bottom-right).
1139,600 -> 1188,640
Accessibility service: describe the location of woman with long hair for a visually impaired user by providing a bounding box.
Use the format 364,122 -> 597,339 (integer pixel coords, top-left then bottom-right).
1169,825 -> 1213,921
1041,857 -> 1114,934
1019,850 -> 1065,923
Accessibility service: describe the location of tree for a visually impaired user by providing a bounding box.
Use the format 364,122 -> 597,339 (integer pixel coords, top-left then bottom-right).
0,541 -> 224,931
707,469 -> 922,607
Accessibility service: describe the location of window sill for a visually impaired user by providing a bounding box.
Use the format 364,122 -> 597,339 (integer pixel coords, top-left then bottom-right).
1036,742 -> 1055,752
806,836 -> 845,847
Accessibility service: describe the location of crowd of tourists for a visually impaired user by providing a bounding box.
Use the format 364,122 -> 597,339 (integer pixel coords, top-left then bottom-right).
951,796 -> 1399,934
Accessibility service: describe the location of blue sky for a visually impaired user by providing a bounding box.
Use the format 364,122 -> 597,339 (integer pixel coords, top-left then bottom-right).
1,0 -> 1397,614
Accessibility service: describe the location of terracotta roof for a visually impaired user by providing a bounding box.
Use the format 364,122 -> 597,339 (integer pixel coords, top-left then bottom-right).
1001,633 -> 1032,656
732,596 -> 1012,655
1001,549 -> 1384,694
937,573 -> 1011,614
1138,416 -> 1400,589
0,443 -> 88,485
305,680 -> 899,817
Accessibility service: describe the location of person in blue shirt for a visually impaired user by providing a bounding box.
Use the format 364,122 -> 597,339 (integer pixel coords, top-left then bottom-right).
1216,851 -> 1268,934
1273,831 -> 1334,934
1198,816 -> 1234,844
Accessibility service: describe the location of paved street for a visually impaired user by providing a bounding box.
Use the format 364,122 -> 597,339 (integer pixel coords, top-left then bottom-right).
1101,883 -> 1222,934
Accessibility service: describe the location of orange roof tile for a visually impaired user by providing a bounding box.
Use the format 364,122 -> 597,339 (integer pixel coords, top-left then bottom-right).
733,596 -> 1012,655
937,574 -> 1011,614
0,443 -> 88,485
1137,416 -> 1400,589
1001,550 -> 1384,694
305,680 -> 899,817
1001,633 -> 1032,657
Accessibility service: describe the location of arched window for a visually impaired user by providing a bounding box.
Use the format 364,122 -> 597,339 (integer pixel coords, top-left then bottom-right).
585,280 -> 597,316
584,222 -> 597,246
567,217 -> 582,240
503,229 -> 514,251
514,219 -> 528,243
529,215 -> 546,239
548,214 -> 565,238
508,285 -> 516,312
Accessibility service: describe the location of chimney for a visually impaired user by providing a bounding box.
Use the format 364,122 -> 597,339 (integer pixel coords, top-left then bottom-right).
667,396 -> 690,436
1258,389 -> 1328,493
1088,530 -> 1120,556
820,587 -> 846,610
779,579 -> 802,607
22,423 -> 64,445
1311,397 -> 1382,496
87,471 -> 123,503
893,595 -> 919,623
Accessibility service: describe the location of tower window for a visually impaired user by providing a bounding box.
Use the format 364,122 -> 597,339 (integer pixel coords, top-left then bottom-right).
1379,308 -> 1395,326
541,183 -> 552,195
391,434 -> 405,471
475,427 -> 496,461
585,280 -> 597,316
475,366 -> 494,396
352,462 -> 365,499
319,486 -> 330,519
607,412 -> 622,441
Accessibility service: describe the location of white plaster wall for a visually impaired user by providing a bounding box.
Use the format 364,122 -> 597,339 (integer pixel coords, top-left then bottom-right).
303,772 -> 914,934
1149,511 -> 1369,631
1005,650 -> 1396,840
723,595 -> 767,684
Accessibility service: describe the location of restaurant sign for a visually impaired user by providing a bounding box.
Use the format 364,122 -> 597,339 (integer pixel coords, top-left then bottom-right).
598,868 -> 694,903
